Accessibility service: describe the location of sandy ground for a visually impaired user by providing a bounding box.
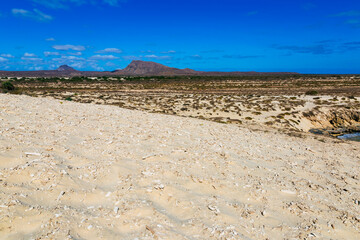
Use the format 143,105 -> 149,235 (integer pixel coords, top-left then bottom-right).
0,94 -> 359,240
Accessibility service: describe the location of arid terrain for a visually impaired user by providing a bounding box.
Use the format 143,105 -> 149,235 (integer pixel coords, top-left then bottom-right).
0,94 -> 359,239
1,72 -> 360,239
9,74 -> 360,135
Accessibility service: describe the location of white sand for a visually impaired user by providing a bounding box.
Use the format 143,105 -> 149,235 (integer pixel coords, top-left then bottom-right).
0,94 -> 359,239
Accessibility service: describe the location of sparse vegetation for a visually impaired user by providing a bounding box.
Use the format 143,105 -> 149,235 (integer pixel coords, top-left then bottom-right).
1,81 -> 15,92
305,90 -> 318,96
4,74 -> 359,135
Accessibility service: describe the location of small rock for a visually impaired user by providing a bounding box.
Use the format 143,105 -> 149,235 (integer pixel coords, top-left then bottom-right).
25,152 -> 41,157
281,190 -> 296,195
57,191 -> 65,201
208,205 -> 220,214
114,206 -> 119,214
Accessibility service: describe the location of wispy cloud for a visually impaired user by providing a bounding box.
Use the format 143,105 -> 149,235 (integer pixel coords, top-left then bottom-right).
68,52 -> 82,56
344,19 -> 360,28
330,10 -> 360,28
95,48 -> 122,54
53,55 -> 84,61
21,57 -> 43,61
45,51 -> 82,57
27,66 -> 44,70
89,55 -> 119,60
274,41 -> 360,55
123,55 -> 141,60
144,55 -> 172,60
0,54 -> 14,58
12,8 -> 52,21
332,10 -> 360,17
51,56 -> 86,69
0,57 -> 8,62
44,51 -> 60,56
64,56 -> 84,60
189,54 -> 202,60
89,63 -> 105,71
52,45 -> 86,51
103,0 -> 126,6
273,44 -> 333,55
140,50 -> 155,53
161,50 -> 176,54
24,53 -> 37,57
223,54 -> 262,59
46,38 -> 56,41
31,0 -> 127,9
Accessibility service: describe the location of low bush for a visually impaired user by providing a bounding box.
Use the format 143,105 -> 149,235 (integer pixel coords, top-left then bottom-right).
1,81 -> 15,92
305,90 -> 318,96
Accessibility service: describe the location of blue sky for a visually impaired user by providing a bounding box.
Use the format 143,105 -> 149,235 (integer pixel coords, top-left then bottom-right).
0,0 -> 359,73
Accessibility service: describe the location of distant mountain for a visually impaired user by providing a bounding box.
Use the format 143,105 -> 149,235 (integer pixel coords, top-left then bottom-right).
0,65 -> 90,78
57,65 -> 77,72
113,61 -> 199,76
112,61 -> 299,76
0,61 -> 299,77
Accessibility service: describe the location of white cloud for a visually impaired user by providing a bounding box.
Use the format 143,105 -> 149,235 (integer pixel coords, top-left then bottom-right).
12,9 -> 28,15
21,57 -> 43,61
123,55 -> 141,60
141,50 -> 155,53
105,62 -> 116,66
161,50 -> 176,54
332,10 -> 360,17
46,37 -> 56,41
68,52 -> 82,56
52,45 -> 86,51
90,55 -> 119,60
0,57 -> 8,62
95,48 -> 122,54
144,55 -> 172,60
33,9 -> 53,20
69,62 -> 86,69
190,54 -> 202,59
53,56 -> 84,61
24,53 -> 37,57
12,8 -> 53,21
32,0 -> 127,9
44,51 -> 60,56
0,54 -> 14,58
103,0 -> 123,6
89,63 -> 105,71
27,66 -> 44,70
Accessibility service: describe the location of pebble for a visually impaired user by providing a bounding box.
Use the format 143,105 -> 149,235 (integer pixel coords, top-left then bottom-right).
25,152 -> 41,157
114,207 -> 119,214
281,190 -> 296,195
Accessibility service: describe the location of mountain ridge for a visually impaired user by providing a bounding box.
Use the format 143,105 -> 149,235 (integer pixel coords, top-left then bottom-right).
0,60 -> 299,77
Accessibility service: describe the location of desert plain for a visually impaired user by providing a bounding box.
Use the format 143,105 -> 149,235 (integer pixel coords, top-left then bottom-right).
0,92 -> 360,239
0,74 -> 360,239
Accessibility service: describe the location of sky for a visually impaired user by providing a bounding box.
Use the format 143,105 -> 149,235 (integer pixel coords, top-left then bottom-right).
0,0 -> 359,73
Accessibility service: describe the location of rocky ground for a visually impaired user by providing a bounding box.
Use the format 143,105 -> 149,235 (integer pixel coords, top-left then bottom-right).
0,94 -> 359,239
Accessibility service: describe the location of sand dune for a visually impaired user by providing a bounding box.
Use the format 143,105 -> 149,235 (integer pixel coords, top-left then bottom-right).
0,94 -> 359,239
